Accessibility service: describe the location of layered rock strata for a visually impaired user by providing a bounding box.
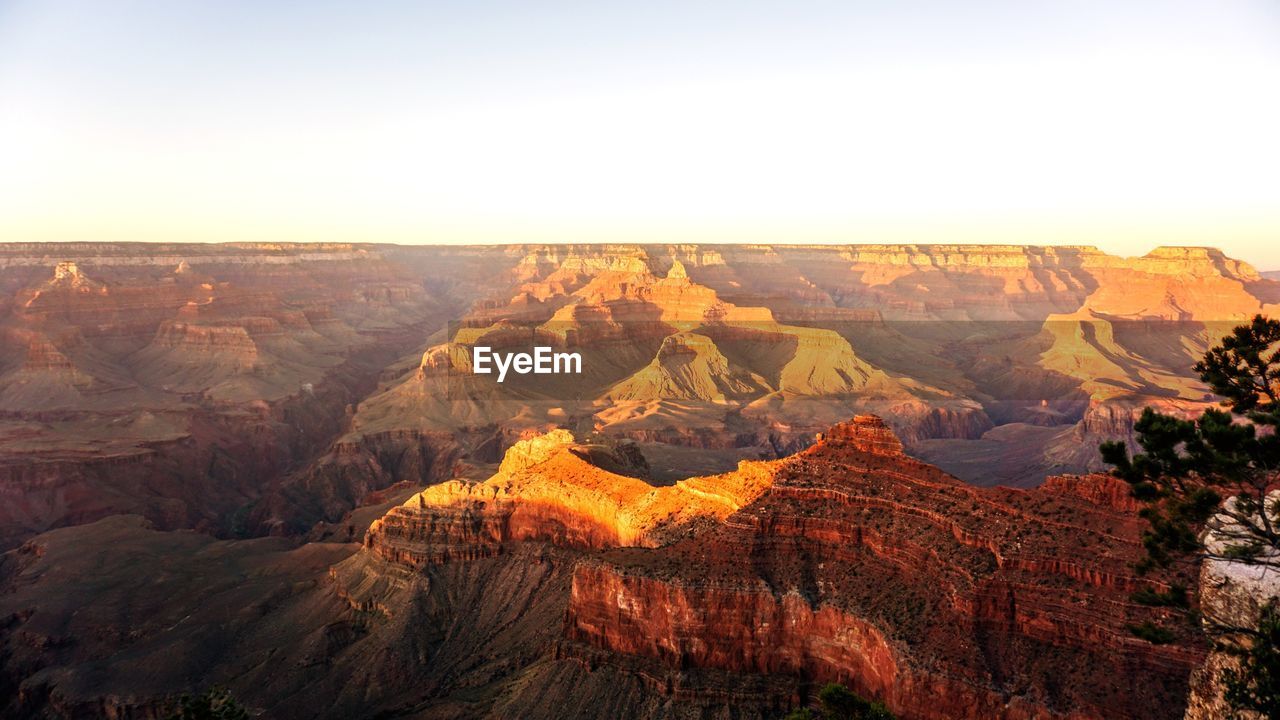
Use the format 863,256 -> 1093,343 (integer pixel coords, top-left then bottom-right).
353,416 -> 1204,719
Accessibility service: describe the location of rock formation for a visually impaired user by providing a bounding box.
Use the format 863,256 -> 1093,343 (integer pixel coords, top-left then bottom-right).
365,429 -> 775,566
5,228 -> 1274,717
0,244 -> 479,548
1,241 -> 1276,719
0,415 -> 1208,719
1183,494 -> 1280,720
341,416 -> 1204,719
2,241 -> 1275,549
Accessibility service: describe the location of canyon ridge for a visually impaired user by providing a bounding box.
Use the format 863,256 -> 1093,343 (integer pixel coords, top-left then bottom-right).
2,242 -> 1276,719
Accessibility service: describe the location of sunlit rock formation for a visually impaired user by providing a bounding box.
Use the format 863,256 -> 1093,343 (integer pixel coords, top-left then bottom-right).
333,415 -> 1205,719
365,429 -> 775,566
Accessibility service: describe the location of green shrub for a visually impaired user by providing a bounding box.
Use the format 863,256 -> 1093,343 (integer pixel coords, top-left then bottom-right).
166,687 -> 249,720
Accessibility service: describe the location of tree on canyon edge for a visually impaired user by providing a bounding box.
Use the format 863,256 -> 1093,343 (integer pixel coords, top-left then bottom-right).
165,687 -> 249,720
1102,314 -> 1280,717
782,682 -> 895,719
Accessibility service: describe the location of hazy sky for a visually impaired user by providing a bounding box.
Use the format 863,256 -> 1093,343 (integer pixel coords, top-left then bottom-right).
1,1 -> 1278,267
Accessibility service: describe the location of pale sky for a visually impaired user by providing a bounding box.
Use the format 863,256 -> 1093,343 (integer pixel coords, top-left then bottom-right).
1,1 -> 1278,267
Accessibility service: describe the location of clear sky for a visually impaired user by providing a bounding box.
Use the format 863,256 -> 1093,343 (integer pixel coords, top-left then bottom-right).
1,1 -> 1278,267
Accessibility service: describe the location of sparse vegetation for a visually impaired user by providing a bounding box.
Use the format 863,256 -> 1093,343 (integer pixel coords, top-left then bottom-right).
1222,600 -> 1280,718
781,683 -> 895,720
1127,620 -> 1176,645
166,687 -> 249,720
1129,584 -> 1189,608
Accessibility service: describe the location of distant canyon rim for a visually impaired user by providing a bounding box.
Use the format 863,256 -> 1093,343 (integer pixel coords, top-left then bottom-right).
3,240 -> 1275,546
1,241 -> 1277,719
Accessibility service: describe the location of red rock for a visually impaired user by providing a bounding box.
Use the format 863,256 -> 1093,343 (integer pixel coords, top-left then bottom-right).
818,414 -> 905,455
356,415 -> 1203,719
1040,473 -> 1143,513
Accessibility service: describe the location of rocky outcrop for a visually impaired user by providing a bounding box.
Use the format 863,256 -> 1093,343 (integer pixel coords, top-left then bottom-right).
350,416 -> 1204,719
498,429 -> 578,474
364,430 -> 776,567
1040,473 -> 1143,513
559,431 -> 1201,718
607,332 -> 767,403
1183,494 -> 1280,720
818,414 -> 905,455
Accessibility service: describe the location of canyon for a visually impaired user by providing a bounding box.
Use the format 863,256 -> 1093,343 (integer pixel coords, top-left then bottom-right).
1,241 -> 1276,718
0,416 -> 1204,718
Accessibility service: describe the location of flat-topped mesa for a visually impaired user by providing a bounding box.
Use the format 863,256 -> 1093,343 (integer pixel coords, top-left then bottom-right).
841,244 -> 1105,270
1140,246 -> 1260,280
834,243 -> 1260,278
148,321 -> 260,353
510,245 -> 653,280
817,414 -> 904,456
0,243 -> 381,269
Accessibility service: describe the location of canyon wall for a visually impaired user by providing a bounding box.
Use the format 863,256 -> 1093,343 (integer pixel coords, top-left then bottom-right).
0,245 -> 505,548
3,241 -> 1275,547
